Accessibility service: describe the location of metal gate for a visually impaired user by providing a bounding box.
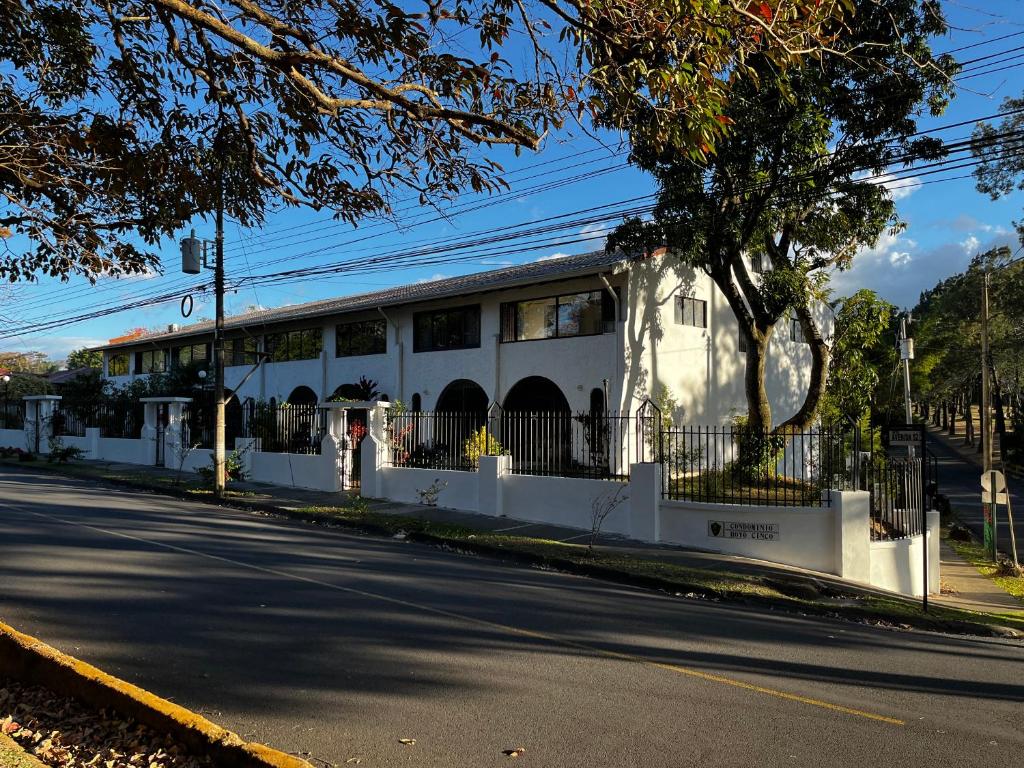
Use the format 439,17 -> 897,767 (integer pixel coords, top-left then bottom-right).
154,403 -> 169,467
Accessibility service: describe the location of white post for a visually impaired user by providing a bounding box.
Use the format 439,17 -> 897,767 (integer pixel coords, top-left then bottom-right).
926,508 -> 941,595
141,401 -> 159,465
627,462 -> 661,542
479,454 -> 511,517
84,427 -> 101,460
833,490 -> 871,583
360,434 -> 383,498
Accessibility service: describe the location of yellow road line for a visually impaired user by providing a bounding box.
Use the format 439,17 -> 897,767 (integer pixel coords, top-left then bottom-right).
5,502 -> 904,726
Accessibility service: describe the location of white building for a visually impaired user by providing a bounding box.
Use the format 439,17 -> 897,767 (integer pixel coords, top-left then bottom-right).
96,248 -> 824,423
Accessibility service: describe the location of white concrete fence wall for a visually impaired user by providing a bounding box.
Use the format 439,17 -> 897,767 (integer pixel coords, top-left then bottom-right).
3,395 -> 939,598
360,432 -> 939,598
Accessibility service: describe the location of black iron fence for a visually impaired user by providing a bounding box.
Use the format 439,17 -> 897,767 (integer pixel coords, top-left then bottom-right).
658,424 -> 852,507
865,456 -> 924,540
52,406 -> 88,438
0,400 -> 23,430
244,401 -> 327,455
388,411 -> 488,472
387,410 -> 638,478
94,402 -> 143,439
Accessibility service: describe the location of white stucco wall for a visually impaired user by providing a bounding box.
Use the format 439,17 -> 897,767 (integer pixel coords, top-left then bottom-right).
0,429 -> 25,449
659,499 -> 836,574
379,465 -> 480,511
623,255 -> 833,425
96,437 -> 147,464
502,474 -> 631,535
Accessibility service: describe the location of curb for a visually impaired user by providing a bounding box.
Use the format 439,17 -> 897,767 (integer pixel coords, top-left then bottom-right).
0,732 -> 48,768
0,621 -> 311,768
3,460 -> 1020,639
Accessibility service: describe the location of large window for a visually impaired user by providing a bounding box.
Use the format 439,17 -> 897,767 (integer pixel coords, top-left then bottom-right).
336,319 -> 386,357
413,305 -> 480,352
266,327 -> 323,362
108,352 -> 129,376
790,315 -> 808,343
676,296 -> 707,328
500,290 -> 615,342
229,337 -> 259,367
174,343 -> 209,367
135,349 -> 166,374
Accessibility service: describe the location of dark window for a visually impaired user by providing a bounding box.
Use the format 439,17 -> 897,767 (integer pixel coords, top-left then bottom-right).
136,349 -> 166,374
174,343 -> 209,367
108,353 -> 129,376
411,393 -> 422,412
266,328 -> 323,361
738,330 -> 748,354
229,337 -> 259,367
750,254 -> 766,274
500,290 -> 616,343
790,315 -> 808,343
413,305 -> 480,352
336,319 -> 386,357
675,296 -> 707,328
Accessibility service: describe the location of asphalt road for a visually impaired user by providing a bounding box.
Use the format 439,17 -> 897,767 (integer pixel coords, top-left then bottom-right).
928,434 -> 1024,556
1,466 -> 1023,767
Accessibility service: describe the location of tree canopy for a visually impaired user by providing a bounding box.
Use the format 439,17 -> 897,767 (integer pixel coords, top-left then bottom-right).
973,97 -> 1024,244
608,0 -> 954,432
65,347 -> 103,369
3,1 -> 856,283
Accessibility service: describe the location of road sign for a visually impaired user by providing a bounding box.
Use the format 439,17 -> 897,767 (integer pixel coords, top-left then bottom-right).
981,470 -> 1009,505
887,424 -> 923,447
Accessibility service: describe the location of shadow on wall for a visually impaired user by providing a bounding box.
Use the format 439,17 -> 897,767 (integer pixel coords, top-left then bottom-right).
625,251 -> 822,426
622,256 -> 696,417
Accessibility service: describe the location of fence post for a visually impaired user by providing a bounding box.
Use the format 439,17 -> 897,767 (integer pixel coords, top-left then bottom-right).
926,508 -> 940,595
479,454 -> 511,517
84,427 -> 101,460
833,490 -> 871,583
360,434 -> 383,497
628,462 -> 661,542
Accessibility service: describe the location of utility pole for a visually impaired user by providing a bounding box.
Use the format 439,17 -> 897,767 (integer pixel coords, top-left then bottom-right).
981,270 -> 992,474
899,313 -> 914,447
213,171 -> 226,498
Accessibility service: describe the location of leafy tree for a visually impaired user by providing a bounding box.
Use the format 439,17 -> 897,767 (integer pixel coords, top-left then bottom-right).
973,98 -> 1024,244
2,1 -> 856,282
0,350 -> 58,374
820,290 -> 895,425
607,0 -> 954,433
65,347 -> 103,369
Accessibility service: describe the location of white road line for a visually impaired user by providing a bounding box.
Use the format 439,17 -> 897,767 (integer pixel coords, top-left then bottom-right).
491,523 -> 536,532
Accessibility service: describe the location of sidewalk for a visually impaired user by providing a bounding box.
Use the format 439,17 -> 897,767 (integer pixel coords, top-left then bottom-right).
9,456 -> 1022,621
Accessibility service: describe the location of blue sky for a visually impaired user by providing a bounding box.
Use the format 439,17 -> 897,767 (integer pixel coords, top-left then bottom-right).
5,1 -> 1024,362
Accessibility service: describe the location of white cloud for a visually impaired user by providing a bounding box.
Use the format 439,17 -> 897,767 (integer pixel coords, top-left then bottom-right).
416,273 -> 449,284
889,251 -> 912,267
478,259 -> 514,267
876,172 -> 921,201
536,252 -> 570,262
960,234 -> 981,254
831,229 -> 1017,307
12,335 -> 107,361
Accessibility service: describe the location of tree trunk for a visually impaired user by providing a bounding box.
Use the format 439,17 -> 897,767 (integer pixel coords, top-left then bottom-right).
964,390 -> 974,445
744,329 -> 772,433
776,304 -> 830,434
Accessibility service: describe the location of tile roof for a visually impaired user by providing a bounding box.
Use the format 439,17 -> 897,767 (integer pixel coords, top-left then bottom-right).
95,248 -> 636,350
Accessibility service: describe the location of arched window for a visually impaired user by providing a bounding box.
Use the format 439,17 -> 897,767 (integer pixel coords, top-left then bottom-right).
287,385 -> 318,405
411,393 -> 422,412
436,379 -> 488,415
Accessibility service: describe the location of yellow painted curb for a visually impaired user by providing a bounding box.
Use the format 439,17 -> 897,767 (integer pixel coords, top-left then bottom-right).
0,622 -> 311,768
